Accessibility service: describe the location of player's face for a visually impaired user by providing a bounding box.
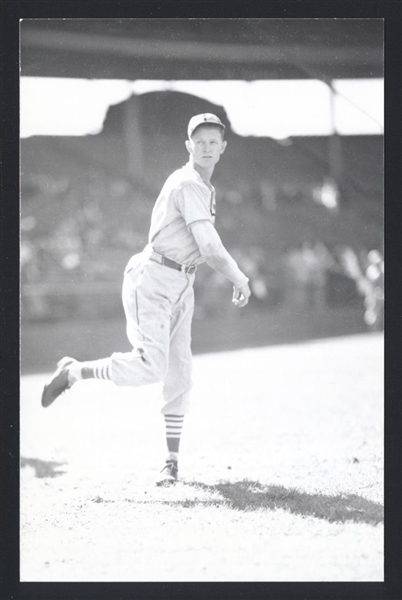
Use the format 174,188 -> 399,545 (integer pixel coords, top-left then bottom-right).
186,126 -> 227,168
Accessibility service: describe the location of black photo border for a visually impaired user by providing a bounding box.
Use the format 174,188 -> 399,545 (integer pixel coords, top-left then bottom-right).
1,1 -> 401,599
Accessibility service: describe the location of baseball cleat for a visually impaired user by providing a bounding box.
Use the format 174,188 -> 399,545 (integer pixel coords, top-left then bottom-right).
156,460 -> 179,486
41,357 -> 77,408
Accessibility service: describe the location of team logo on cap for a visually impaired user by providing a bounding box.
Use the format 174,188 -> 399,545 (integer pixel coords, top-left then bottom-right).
188,113 -> 225,138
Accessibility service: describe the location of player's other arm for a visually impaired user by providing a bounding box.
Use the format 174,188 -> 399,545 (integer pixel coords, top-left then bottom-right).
190,220 -> 251,308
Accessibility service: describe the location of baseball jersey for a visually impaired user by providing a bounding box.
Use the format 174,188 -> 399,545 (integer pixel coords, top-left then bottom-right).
148,162 -> 216,266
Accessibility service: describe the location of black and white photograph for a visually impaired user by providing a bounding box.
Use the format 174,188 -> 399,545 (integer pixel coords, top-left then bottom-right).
18,16 -> 386,585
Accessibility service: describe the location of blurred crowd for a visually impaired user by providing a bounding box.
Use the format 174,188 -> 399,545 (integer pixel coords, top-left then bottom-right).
282,242 -> 383,330
21,206 -> 383,332
337,246 -> 384,331
20,110 -> 383,331
193,241 -> 383,331
20,166 -> 383,331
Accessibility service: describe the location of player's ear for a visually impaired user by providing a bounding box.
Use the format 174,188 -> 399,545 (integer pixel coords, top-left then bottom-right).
220,140 -> 227,154
185,140 -> 192,154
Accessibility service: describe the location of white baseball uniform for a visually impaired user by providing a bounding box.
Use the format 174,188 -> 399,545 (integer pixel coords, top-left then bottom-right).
109,161 -> 217,415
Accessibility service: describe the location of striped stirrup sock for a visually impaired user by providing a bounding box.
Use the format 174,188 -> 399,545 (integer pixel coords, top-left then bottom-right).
80,359 -> 112,381
164,414 -> 184,456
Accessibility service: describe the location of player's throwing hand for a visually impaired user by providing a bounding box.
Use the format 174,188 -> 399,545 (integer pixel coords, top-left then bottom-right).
232,282 -> 251,307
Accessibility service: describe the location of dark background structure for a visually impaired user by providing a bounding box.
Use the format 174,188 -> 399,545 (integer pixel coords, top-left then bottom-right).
21,19 -> 383,80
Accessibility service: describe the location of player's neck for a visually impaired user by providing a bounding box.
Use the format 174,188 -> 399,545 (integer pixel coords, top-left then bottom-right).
191,160 -> 214,185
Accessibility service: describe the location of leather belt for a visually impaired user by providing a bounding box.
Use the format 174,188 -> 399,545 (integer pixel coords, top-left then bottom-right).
150,252 -> 197,274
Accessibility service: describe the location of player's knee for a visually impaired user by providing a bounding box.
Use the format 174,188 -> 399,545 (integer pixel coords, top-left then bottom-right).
110,349 -> 167,386
141,351 -> 168,383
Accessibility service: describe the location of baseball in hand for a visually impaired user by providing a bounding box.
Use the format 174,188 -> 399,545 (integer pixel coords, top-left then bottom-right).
232,283 -> 251,307
232,293 -> 244,306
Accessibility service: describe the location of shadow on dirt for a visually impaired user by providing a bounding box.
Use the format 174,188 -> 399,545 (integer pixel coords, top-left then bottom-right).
20,457 -> 67,478
186,480 -> 383,526
19,460 -> 383,527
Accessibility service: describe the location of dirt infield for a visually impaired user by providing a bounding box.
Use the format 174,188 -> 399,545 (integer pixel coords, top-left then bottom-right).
20,333 -> 383,582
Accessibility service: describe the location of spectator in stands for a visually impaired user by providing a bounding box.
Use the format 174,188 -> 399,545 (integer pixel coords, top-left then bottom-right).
283,243 -> 310,307
301,241 -> 333,309
363,249 -> 384,331
336,245 -> 384,330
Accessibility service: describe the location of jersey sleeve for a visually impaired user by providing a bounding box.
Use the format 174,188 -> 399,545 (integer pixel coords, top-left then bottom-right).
176,183 -> 214,229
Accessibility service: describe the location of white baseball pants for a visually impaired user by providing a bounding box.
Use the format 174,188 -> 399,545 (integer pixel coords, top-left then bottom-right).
110,250 -> 195,415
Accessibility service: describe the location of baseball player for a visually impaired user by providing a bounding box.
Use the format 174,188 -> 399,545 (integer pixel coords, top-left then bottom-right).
41,113 -> 251,484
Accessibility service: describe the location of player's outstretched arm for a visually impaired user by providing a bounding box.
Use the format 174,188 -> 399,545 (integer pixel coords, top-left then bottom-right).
190,220 -> 251,307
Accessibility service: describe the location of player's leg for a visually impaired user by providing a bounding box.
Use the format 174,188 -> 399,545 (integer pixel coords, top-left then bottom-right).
41,257 -> 174,407
157,282 -> 195,484
110,259 -> 172,385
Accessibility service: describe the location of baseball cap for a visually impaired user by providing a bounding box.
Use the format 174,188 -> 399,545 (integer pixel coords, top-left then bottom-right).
187,113 -> 226,138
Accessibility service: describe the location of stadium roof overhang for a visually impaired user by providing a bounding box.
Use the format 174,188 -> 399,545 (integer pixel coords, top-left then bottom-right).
20,19 -> 383,81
